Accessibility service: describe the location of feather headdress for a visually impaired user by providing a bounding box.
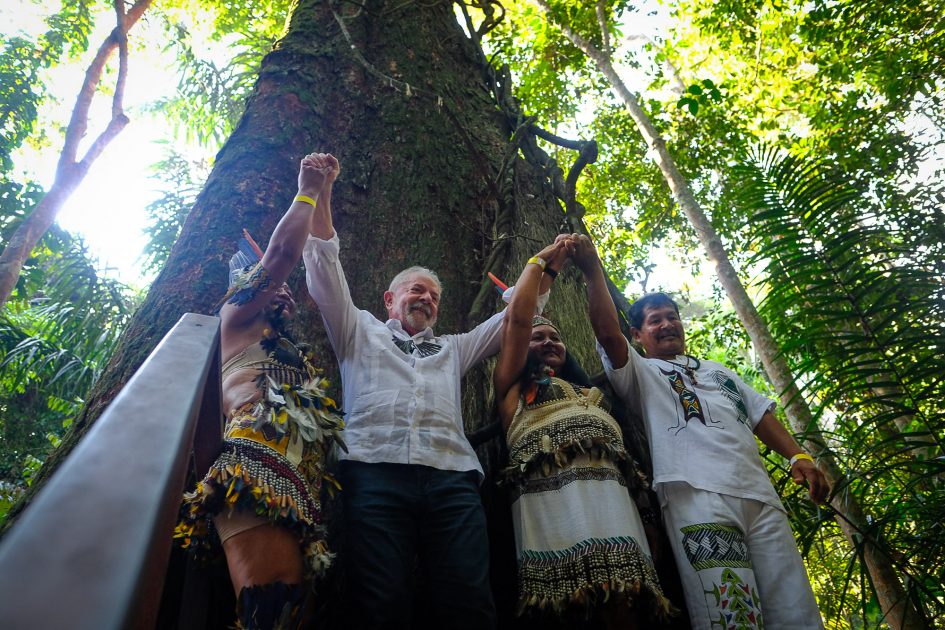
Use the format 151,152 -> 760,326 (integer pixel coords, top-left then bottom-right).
228,229 -> 265,288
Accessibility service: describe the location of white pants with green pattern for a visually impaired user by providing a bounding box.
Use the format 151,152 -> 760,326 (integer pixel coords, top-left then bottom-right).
659,482 -> 824,630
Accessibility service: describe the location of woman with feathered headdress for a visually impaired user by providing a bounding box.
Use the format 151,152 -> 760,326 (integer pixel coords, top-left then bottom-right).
176,152 -> 345,629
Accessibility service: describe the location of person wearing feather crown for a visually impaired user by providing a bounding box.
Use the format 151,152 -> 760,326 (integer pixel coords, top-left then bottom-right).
175,152 -> 346,629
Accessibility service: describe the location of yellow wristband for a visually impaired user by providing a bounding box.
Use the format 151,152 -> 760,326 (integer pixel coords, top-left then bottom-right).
789,453 -> 814,467
294,194 -> 317,207
527,256 -> 547,270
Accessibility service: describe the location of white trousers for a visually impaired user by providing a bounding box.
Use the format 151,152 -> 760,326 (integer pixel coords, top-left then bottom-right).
659,482 -> 824,629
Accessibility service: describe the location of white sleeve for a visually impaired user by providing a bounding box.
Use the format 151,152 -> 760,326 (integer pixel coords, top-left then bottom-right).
596,336 -> 643,401
501,286 -> 551,314
451,286 -> 549,375
302,232 -> 358,359
451,309 -> 506,376
726,367 -> 777,429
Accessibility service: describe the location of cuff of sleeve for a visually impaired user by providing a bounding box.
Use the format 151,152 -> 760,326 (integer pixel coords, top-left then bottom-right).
306,231 -> 341,261
597,336 -> 638,378
751,402 -> 777,430
500,286 -> 551,315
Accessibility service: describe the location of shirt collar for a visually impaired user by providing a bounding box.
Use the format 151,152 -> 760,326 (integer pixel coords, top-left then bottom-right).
386,318 -> 434,340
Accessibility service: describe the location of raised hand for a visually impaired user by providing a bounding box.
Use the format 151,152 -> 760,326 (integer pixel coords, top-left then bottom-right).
323,153 -> 340,185
571,234 -> 600,274
534,238 -> 570,268
299,152 -> 331,195
543,234 -> 574,273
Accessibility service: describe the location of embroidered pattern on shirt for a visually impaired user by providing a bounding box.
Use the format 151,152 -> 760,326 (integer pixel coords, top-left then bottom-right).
393,337 -> 443,357
660,367 -> 717,433
711,371 -> 750,428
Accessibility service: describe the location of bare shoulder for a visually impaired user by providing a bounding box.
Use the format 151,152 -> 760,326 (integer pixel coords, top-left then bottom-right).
220,305 -> 267,362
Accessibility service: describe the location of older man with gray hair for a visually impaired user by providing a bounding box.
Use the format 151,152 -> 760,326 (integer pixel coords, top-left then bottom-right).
301,156 -> 558,629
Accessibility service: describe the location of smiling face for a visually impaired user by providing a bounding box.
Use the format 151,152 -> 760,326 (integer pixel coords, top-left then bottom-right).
529,324 -> 566,369
384,273 -> 440,335
631,304 -> 685,360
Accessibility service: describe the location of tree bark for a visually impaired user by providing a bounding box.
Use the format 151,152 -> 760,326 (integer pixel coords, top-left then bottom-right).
0,0 -> 152,308
530,2 -> 927,628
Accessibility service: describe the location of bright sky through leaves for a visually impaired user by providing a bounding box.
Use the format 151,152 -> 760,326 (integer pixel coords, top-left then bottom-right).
2,0 -> 192,288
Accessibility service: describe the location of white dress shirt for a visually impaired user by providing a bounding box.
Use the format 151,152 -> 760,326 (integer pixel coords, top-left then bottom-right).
304,232 -> 543,476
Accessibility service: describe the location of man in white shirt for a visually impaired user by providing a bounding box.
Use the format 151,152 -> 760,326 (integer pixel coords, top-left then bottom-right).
570,234 -> 829,630
300,156 -> 555,629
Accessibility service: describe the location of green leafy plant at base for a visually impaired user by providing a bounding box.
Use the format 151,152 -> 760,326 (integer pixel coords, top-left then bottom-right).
0,229 -> 138,520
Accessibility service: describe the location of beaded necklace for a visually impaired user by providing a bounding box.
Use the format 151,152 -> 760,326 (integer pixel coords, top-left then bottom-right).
658,355 -> 701,384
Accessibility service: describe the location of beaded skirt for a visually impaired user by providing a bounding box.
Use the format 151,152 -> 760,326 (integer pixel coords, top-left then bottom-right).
175,384 -> 345,577
505,378 -> 670,618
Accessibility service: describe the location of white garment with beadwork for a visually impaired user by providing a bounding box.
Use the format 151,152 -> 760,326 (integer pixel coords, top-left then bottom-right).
505,378 -> 667,614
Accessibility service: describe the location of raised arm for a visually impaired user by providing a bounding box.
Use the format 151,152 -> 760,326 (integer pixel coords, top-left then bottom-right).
309,154 -> 339,240
494,240 -> 570,426
221,153 -> 331,328
572,234 -> 628,369
454,236 -> 565,373
301,153 -> 366,358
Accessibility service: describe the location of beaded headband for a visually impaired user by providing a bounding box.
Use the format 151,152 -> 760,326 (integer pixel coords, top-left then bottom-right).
531,315 -> 559,333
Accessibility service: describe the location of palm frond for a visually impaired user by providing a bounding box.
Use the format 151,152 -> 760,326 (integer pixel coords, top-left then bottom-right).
733,145 -> 945,625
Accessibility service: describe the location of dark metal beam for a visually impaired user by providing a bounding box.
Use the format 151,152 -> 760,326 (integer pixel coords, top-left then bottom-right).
0,313 -> 221,630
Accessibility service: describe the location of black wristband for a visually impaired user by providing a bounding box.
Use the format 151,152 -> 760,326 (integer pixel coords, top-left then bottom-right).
543,267 -> 558,279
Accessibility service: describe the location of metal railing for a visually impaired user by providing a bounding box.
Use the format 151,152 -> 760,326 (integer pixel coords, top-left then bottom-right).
0,313 -> 222,630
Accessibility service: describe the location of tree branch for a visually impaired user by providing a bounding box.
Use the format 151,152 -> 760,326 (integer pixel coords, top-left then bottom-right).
493,115 -> 536,191
529,123 -> 585,150
532,0 -> 606,64
564,139 -> 598,218
596,1 -> 610,56
111,0 -> 129,120
0,0 -> 153,308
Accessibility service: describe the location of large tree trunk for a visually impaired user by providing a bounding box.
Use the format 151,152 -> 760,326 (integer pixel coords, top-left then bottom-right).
4,0 -> 605,626
530,2 -> 927,628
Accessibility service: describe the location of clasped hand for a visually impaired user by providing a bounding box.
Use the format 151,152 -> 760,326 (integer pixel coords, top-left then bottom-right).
299,152 -> 340,194
534,234 -> 600,274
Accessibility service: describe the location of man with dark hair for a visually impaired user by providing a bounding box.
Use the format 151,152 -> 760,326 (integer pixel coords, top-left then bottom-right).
570,234 -> 828,630
301,157 -> 559,629
627,292 -> 679,330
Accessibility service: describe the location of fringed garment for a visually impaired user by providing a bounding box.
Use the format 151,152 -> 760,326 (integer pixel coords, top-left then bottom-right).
175,333 -> 346,578
505,377 -> 670,619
